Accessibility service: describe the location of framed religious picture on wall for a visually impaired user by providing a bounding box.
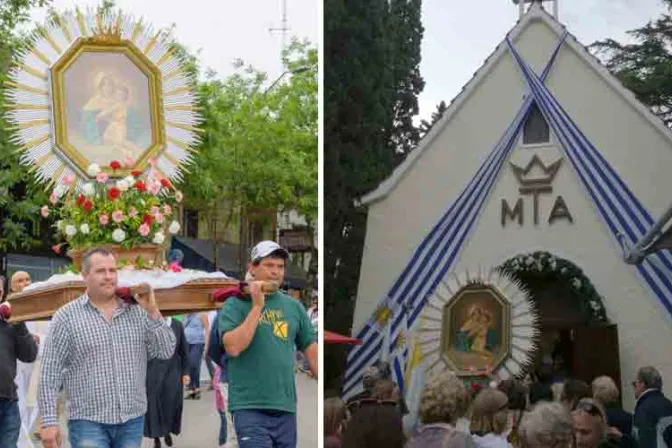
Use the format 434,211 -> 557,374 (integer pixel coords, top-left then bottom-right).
441,283 -> 511,376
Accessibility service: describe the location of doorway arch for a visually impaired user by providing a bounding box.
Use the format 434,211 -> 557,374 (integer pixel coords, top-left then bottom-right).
497,251 -> 619,391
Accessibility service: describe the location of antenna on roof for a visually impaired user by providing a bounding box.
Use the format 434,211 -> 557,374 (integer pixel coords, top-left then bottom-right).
513,0 -> 558,20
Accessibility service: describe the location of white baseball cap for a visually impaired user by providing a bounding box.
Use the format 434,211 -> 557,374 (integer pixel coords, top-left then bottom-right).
250,240 -> 289,262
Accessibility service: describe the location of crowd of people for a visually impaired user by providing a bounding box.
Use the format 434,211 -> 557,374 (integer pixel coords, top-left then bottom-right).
0,240 -> 318,448
325,360 -> 672,447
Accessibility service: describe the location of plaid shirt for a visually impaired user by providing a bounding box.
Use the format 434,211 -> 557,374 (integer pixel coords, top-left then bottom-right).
38,294 -> 176,426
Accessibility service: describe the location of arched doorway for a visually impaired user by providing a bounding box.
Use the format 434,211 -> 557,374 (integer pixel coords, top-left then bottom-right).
499,251 -> 621,390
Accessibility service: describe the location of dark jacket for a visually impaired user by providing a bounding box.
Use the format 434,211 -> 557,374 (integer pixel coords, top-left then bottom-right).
607,406 -> 633,437
633,389 -> 672,447
0,320 -> 38,401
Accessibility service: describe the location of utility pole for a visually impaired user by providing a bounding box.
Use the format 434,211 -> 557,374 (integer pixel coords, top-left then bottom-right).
269,0 -> 291,60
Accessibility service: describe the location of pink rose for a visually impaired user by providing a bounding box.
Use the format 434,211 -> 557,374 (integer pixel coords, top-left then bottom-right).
112,210 -> 124,223
150,206 -> 160,215
128,207 -> 139,218
49,193 -> 58,205
99,214 -> 109,226
63,174 -> 75,186
175,191 -> 183,203
123,157 -> 135,167
155,212 -> 164,224
40,205 -> 49,217
138,223 -> 150,237
169,262 -> 182,273
163,205 -> 172,216
148,182 -> 161,196
96,171 -> 109,183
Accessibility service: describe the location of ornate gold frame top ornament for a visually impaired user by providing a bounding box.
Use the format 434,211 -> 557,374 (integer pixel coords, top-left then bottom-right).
4,8 -> 201,188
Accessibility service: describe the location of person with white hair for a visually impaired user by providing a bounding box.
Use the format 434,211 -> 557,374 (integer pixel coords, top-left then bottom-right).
632,366 -> 672,447
405,371 -> 476,447
519,402 -> 573,448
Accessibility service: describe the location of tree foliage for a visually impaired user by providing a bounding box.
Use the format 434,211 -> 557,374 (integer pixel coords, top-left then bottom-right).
419,100 -> 447,138
324,0 -> 425,390
591,0 -> 672,126
180,40 -> 318,240
0,0 -> 52,252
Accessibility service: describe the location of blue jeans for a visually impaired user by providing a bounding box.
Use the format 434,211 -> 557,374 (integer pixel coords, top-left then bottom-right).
188,343 -> 205,389
233,410 -> 296,448
68,416 -> 144,448
218,411 -> 228,445
0,399 -> 20,448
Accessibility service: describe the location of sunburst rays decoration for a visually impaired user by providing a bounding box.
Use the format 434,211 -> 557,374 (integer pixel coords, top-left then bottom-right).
416,266 -> 540,381
5,8 -> 201,189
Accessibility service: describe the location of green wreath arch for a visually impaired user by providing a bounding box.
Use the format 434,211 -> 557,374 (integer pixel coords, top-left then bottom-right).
499,251 -> 607,323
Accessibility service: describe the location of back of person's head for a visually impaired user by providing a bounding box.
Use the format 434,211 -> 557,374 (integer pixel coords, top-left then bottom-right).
591,376 -> 620,407
498,378 -> 528,411
341,401 -> 404,448
373,379 -> 398,401
325,397 -> 347,437
470,388 -> 509,436
519,402 -> 573,448
637,366 -> 663,391
419,370 -> 469,425
373,359 -> 392,380
362,366 -> 380,392
561,378 -> 590,408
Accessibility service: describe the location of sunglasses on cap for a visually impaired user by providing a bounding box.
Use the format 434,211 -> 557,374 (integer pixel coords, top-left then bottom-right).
573,400 -> 603,419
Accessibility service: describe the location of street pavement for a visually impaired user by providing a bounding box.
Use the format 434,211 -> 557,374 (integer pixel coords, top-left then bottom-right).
142,372 -> 318,448
30,372 -> 317,448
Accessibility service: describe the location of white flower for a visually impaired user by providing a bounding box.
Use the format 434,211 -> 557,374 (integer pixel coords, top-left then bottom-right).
55,220 -> 63,231
87,163 -> 101,177
168,220 -> 181,235
525,256 -> 534,266
80,223 -> 90,235
116,180 -> 129,192
82,183 -> 96,197
571,278 -> 582,290
65,225 -> 77,237
590,301 -> 600,310
550,261 -> 557,271
124,176 -> 135,185
152,231 -> 165,245
112,228 -> 126,243
561,268 -> 568,274
53,185 -> 67,198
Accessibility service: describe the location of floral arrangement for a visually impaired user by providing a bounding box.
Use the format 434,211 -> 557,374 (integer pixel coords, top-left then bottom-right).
499,251 -> 607,322
43,160 -> 184,252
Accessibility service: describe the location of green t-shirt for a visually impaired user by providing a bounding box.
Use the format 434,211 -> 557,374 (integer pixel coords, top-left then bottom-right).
218,291 -> 315,413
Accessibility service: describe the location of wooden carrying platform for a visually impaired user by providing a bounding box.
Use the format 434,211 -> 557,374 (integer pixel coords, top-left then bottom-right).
7,278 -> 239,322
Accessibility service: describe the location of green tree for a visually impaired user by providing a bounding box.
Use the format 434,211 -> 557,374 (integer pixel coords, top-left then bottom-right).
324,0 -> 425,391
180,40 -> 317,267
591,0 -> 672,126
419,100 -> 447,138
0,0 -> 52,252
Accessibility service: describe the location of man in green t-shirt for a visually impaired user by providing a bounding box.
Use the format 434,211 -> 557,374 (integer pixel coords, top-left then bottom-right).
219,241 -> 318,448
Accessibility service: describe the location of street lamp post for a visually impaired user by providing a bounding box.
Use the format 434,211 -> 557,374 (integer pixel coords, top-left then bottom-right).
236,66 -> 310,276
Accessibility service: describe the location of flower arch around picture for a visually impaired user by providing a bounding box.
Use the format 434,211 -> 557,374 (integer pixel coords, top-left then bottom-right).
43,159 -> 183,253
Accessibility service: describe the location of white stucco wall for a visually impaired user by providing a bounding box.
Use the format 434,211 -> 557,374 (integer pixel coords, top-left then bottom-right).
354,17 -> 672,410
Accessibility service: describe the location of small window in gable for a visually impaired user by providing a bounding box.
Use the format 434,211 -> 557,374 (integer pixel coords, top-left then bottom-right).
523,103 -> 550,145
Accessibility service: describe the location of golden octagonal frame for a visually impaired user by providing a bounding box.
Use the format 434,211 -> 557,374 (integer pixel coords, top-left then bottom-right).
440,283 -> 512,377
50,38 -> 166,177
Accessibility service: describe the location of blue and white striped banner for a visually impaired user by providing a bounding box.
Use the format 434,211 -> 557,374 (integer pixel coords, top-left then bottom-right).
506,38 -> 672,318
342,33 -> 568,398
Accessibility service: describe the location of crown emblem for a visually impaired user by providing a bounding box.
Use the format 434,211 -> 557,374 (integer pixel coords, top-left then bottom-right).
90,11 -> 123,43
510,155 -> 562,188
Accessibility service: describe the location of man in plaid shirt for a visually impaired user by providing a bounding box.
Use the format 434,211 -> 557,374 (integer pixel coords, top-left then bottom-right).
38,247 -> 176,448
